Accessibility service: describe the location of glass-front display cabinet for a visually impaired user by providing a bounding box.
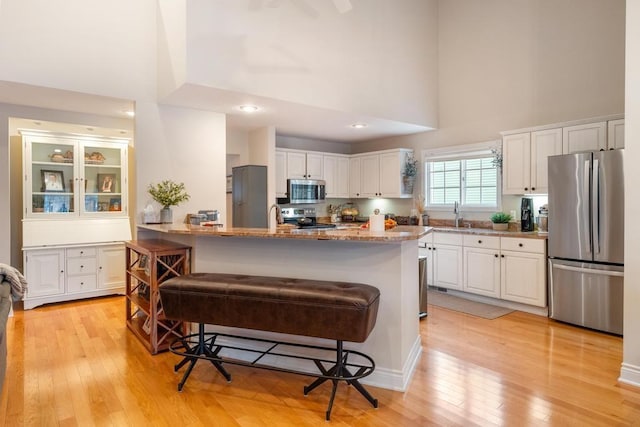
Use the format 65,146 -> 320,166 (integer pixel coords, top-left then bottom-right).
22,130 -> 129,218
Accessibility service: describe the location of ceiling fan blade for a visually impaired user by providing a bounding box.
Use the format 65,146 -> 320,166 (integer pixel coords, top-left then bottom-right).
332,0 -> 352,14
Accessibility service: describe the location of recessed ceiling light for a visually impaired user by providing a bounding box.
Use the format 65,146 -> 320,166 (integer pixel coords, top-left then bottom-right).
238,105 -> 260,113
351,123 -> 367,129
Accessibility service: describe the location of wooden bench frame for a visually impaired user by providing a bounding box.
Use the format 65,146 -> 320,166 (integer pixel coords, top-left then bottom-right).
170,323 -> 378,420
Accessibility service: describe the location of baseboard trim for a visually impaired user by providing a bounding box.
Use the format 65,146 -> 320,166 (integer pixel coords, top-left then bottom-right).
619,363 -> 640,387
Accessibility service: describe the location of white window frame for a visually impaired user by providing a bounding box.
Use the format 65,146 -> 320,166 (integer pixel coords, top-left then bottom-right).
422,141 -> 502,212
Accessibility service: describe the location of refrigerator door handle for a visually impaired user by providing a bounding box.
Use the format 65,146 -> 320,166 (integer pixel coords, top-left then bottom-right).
552,262 -> 624,277
584,159 -> 592,255
593,158 -> 600,255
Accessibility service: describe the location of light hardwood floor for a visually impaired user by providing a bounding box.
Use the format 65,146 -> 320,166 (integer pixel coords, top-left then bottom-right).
2,296 -> 640,426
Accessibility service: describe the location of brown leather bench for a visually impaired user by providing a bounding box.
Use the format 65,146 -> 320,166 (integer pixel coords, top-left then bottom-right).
159,272 -> 380,420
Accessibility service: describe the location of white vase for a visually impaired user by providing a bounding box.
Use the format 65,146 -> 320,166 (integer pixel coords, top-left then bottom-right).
160,207 -> 173,224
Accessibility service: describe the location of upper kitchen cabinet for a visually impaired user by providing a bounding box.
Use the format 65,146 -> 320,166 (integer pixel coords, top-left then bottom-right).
283,149 -> 323,179
275,150 -> 287,197
349,156 -> 362,198
357,149 -> 415,198
502,128 -> 562,195
22,130 -> 128,218
502,115 -> 623,195
562,122 -> 606,153
608,119 -> 625,149
323,154 -> 349,198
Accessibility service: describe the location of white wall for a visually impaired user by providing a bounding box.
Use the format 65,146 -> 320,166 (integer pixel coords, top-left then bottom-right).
276,135 -> 351,154
349,0 -> 625,221
177,0 -> 438,128
0,0 -> 157,102
621,1 -> 640,387
134,102 -> 227,228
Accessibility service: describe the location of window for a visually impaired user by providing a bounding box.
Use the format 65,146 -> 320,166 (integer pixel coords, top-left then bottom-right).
424,145 -> 499,210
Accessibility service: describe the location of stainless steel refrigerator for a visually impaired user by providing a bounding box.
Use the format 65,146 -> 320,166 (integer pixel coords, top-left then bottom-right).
232,165 -> 268,228
548,149 -> 624,335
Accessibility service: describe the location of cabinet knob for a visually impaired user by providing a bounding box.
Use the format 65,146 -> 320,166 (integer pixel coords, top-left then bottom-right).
80,251 -> 84,254
531,187 -> 536,191
80,282 -> 84,286
519,243 -> 523,247
478,240 -> 482,244
60,270 -> 64,273
494,254 -> 498,258
80,265 -> 84,269
501,254 -> 505,258
524,187 -> 529,191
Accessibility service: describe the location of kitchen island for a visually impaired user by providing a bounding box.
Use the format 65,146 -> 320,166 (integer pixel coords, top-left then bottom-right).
137,223 -> 431,391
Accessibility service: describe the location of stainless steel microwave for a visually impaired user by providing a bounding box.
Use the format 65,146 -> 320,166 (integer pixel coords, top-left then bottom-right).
286,179 -> 326,204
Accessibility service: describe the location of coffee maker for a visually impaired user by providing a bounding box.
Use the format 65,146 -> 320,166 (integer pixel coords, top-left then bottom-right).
521,197 -> 534,232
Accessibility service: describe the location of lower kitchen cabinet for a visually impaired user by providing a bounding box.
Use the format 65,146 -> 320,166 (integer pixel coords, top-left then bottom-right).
23,243 -> 126,309
463,235 -> 501,298
422,232 -> 547,308
431,232 -> 463,291
500,238 -> 546,306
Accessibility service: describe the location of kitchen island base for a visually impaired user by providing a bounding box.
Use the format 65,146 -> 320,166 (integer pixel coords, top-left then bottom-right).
138,224 -> 429,391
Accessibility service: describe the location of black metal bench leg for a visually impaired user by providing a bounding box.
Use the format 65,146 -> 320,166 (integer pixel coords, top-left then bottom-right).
343,366 -> 378,408
174,324 -> 232,389
177,358 -> 197,391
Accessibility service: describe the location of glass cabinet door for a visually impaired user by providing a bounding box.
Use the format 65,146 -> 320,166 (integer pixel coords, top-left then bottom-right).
81,143 -> 126,215
26,139 -> 78,216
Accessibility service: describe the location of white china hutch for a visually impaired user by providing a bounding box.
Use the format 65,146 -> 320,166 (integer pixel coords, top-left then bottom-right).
21,130 -> 132,309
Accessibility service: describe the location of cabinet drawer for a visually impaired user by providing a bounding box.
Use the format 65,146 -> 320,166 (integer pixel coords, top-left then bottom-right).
67,247 -> 97,258
67,275 -> 97,293
67,257 -> 97,275
463,235 -> 500,250
500,237 -> 545,254
434,232 -> 463,246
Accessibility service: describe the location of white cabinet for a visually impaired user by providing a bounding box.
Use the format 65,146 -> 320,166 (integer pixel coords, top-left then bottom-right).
349,156 -> 362,198
284,150 -> 323,179
275,150 -> 287,197
500,237 -> 546,307
355,149 -> 414,198
462,235 -> 501,298
98,245 -> 126,290
562,122 -> 607,153
23,243 -> 126,309
24,249 -> 65,298
502,128 -> 562,195
323,154 -> 350,198
22,130 -> 129,218
608,119 -> 625,149
430,232 -> 547,307
360,154 -> 381,197
502,116 -> 624,195
431,232 -> 463,291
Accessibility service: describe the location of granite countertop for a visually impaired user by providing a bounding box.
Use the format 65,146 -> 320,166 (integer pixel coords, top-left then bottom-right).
318,221 -> 547,240
431,226 -> 547,239
138,223 -> 432,242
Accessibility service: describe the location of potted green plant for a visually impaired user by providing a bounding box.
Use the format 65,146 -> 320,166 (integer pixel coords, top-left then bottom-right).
148,180 -> 190,223
402,153 -> 418,194
490,212 -> 512,231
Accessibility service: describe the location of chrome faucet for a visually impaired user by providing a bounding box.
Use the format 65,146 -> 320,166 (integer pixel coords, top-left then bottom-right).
453,201 -> 463,228
268,203 -> 282,228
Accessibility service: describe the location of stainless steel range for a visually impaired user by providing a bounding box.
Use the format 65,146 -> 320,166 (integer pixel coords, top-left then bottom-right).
281,207 -> 336,229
